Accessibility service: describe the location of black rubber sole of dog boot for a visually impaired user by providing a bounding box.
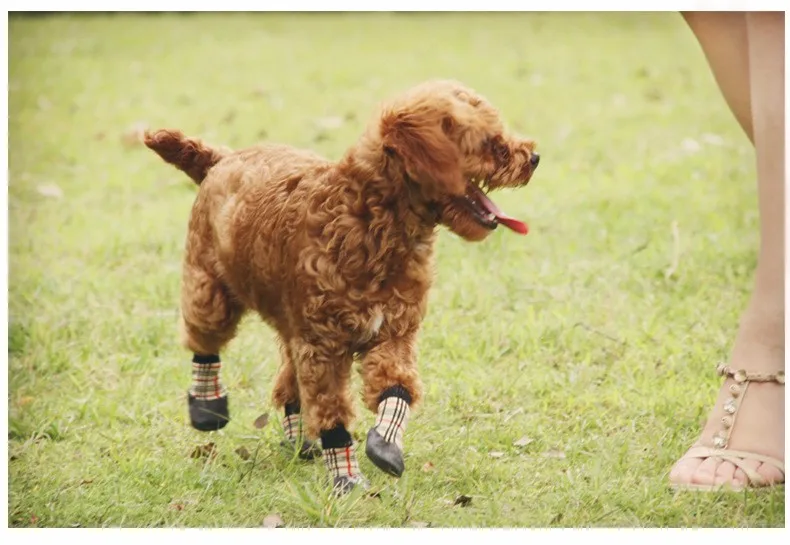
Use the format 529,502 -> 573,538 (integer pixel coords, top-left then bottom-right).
332,475 -> 369,496
188,393 -> 230,431
280,438 -> 322,460
365,427 -> 404,477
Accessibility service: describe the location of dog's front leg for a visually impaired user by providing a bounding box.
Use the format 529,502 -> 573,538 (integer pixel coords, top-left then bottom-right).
291,339 -> 367,495
360,334 -> 423,478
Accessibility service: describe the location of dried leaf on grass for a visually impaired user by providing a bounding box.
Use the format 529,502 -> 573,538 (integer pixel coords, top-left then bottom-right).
513,436 -> 533,448
235,446 -> 251,460
253,414 -> 270,429
262,514 -> 285,528
37,184 -> 64,199
421,461 -> 435,472
453,495 -> 473,507
503,407 -> 524,422
189,442 -> 217,460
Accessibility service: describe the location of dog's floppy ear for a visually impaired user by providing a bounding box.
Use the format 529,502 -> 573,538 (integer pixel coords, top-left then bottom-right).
381,110 -> 465,199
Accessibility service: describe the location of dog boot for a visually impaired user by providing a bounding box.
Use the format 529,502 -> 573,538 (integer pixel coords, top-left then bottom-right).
280,401 -> 321,460
187,354 -> 230,431
365,385 -> 411,477
321,425 -> 368,495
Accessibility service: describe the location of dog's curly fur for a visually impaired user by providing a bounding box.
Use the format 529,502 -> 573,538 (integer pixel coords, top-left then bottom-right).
145,80 -> 538,438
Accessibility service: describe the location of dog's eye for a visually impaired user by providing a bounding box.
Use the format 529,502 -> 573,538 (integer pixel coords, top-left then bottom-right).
496,145 -> 510,163
484,136 -> 510,165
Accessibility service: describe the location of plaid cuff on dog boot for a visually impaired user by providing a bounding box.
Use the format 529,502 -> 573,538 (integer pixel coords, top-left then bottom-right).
280,401 -> 320,460
365,385 -> 411,477
321,425 -> 368,494
187,354 -> 230,431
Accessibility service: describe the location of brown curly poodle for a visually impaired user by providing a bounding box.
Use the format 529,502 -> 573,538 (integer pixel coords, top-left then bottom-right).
144,79 -> 539,492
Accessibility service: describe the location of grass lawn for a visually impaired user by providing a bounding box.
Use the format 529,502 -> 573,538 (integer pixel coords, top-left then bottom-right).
7,12 -> 784,528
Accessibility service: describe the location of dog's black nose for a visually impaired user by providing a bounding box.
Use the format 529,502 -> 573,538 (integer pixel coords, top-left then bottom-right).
530,153 -> 540,167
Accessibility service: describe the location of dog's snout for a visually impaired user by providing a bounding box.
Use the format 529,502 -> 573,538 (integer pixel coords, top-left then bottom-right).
530,153 -> 540,168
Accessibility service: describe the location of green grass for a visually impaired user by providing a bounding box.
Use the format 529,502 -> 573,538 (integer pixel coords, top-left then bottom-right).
7,12 -> 784,528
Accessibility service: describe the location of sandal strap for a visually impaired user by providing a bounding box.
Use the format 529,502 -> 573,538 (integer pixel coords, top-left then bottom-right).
683,446 -> 785,486
709,363 -> 785,450
716,364 -> 785,384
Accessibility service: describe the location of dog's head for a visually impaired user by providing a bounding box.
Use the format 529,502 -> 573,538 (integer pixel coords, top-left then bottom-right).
378,80 -> 539,241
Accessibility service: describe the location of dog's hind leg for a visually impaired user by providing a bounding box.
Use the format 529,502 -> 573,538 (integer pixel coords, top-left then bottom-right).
359,334 -> 423,478
180,258 -> 245,432
272,341 -> 320,460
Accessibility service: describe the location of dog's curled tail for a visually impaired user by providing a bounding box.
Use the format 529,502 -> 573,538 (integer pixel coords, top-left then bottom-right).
143,129 -> 228,185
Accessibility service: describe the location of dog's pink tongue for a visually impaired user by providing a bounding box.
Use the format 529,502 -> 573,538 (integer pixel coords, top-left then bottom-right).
494,213 -> 529,235
476,190 -> 529,235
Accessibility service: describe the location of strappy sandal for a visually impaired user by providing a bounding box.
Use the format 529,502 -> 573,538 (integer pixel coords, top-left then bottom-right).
671,364 -> 785,492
